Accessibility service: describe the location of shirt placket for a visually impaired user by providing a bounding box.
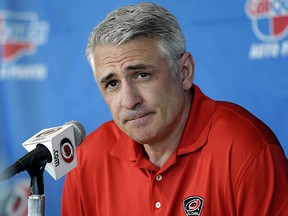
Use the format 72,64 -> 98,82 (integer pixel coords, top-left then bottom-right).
150,170 -> 170,215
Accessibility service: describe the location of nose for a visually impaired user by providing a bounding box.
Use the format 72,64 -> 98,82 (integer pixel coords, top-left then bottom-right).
120,82 -> 142,110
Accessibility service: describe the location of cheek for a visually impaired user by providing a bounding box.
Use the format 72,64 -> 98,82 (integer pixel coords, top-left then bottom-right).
157,87 -> 185,118
102,94 -> 120,117
152,80 -> 183,104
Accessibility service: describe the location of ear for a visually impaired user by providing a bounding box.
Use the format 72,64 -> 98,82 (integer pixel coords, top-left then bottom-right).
178,52 -> 194,91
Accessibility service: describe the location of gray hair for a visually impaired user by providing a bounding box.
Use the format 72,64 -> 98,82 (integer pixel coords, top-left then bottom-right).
85,2 -> 186,76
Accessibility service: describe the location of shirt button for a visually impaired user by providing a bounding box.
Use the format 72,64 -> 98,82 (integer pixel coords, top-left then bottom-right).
156,175 -> 162,181
155,201 -> 161,208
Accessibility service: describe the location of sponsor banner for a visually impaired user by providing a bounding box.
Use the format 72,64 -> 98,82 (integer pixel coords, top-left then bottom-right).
0,10 -> 49,80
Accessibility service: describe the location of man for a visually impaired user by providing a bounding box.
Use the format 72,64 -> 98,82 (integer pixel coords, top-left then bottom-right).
62,3 -> 288,215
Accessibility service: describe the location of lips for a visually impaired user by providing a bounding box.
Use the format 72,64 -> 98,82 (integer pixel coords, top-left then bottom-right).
122,111 -> 154,123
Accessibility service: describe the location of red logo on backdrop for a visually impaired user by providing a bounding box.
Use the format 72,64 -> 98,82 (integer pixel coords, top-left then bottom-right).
0,180 -> 30,216
0,11 -> 49,63
245,0 -> 288,41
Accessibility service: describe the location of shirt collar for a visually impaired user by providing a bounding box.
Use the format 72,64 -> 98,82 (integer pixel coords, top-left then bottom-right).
177,84 -> 215,155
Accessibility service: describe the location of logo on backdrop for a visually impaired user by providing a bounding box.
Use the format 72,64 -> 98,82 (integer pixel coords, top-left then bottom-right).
0,180 -> 29,216
245,0 -> 288,59
0,11 -> 50,80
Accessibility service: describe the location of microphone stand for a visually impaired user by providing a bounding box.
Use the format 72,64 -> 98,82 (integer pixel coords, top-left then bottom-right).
27,163 -> 46,216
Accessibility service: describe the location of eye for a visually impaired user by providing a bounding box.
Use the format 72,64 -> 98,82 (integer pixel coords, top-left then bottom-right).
137,72 -> 150,79
105,80 -> 118,89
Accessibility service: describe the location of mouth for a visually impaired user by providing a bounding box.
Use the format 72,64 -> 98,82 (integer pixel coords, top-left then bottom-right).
123,112 -> 154,124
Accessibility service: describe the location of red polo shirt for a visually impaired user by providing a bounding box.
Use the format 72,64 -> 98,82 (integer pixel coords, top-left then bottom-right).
62,85 -> 288,216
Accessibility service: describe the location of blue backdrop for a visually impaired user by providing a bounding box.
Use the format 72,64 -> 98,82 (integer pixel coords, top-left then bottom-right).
0,0 -> 287,215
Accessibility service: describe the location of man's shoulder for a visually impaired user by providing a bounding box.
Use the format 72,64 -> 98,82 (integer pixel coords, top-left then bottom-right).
214,101 -> 278,143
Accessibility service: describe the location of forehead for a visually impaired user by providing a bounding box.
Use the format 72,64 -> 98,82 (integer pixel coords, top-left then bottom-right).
93,38 -> 167,78
93,38 -> 161,66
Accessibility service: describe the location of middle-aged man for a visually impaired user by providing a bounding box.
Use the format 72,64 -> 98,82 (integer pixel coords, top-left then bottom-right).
62,2 -> 288,215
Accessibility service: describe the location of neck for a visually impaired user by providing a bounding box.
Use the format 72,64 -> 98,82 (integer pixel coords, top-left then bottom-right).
143,139 -> 179,167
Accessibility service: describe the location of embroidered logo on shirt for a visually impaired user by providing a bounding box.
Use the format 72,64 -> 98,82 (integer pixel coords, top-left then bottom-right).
183,196 -> 204,216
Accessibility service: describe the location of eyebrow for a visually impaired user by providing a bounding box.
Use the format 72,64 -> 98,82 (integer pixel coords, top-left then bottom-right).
99,72 -> 116,84
99,64 -> 153,84
124,63 -> 151,71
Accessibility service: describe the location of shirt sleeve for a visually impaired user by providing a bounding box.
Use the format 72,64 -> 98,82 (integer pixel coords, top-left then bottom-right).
61,170 -> 84,216
234,143 -> 288,215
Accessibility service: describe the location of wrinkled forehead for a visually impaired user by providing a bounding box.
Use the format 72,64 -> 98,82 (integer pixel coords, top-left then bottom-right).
92,39 -> 170,82
93,37 -> 161,66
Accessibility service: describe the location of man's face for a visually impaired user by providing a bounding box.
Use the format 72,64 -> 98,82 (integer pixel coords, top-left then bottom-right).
93,38 -> 192,145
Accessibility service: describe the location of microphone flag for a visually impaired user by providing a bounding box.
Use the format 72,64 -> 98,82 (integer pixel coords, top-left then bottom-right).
22,124 -> 77,180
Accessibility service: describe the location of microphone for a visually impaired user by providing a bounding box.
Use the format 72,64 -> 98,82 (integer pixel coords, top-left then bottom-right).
0,121 -> 86,181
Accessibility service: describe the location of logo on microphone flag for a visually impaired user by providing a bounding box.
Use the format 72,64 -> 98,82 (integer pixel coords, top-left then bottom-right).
60,138 -> 75,163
